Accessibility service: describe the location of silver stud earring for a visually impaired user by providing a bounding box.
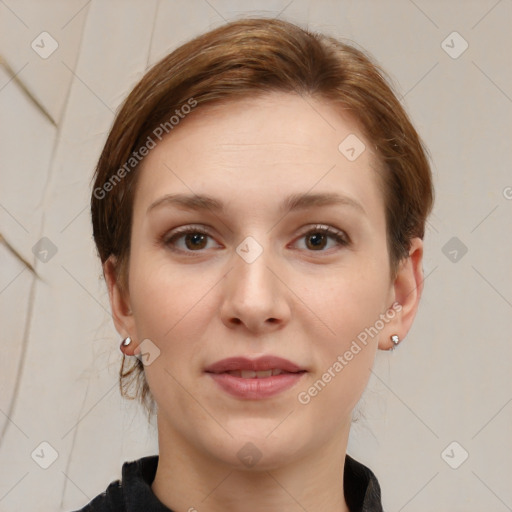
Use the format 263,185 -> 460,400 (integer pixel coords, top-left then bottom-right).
390,334 -> 400,349
120,337 -> 132,352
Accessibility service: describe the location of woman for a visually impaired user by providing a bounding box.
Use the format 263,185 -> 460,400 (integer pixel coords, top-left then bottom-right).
80,16 -> 433,512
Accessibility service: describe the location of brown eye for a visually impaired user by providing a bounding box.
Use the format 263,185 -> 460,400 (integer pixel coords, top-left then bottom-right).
305,232 -> 328,250
296,226 -> 349,252
182,232 -> 208,250
163,227 -> 218,253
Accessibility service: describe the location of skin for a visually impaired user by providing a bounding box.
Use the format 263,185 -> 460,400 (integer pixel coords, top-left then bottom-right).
104,91 -> 424,512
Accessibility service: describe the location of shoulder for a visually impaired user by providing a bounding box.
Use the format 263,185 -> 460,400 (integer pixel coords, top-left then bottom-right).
69,455 -> 160,512
71,480 -> 123,512
344,453 -> 384,512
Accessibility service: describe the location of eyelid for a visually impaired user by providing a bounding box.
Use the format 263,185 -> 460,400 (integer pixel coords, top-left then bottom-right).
169,224 -> 211,236
162,224 -> 218,245
297,224 -> 349,242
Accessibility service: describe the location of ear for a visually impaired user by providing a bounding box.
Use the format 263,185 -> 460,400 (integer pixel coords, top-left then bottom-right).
378,237 -> 424,350
103,255 -> 138,356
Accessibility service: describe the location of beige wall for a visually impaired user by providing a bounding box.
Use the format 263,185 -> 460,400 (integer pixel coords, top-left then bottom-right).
1,1 -> 511,510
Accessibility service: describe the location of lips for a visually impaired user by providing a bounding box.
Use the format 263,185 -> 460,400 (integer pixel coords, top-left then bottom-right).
204,356 -> 307,399
204,356 -> 305,375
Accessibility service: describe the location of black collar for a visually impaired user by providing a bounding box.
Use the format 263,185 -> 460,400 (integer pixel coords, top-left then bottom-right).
78,453 -> 383,511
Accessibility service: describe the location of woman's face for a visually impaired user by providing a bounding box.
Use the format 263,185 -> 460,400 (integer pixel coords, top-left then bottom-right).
109,91 -> 421,469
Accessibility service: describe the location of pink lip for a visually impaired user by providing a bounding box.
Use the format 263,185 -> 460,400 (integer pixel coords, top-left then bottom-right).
204,356 -> 304,373
204,356 -> 307,400
207,372 -> 305,399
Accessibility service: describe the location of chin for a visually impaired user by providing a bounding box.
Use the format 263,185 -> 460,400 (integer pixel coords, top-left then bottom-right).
204,431 -> 305,472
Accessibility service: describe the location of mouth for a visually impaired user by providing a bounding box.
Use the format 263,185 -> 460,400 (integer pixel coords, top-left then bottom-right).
204,355 -> 307,399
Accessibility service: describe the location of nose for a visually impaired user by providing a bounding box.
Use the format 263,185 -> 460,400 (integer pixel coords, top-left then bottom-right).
220,242 -> 291,334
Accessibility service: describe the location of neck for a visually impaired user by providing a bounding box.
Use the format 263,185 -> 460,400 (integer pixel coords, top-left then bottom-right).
151,417 -> 351,512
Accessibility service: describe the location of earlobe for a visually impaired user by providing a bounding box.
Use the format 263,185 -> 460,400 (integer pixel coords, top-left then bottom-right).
119,336 -> 140,357
378,238 -> 424,350
103,255 -> 136,342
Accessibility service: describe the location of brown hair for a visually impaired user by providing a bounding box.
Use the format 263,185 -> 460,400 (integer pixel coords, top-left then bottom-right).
90,17 -> 434,419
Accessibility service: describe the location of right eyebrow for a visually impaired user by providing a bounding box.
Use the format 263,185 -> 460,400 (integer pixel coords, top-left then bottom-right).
147,193 -> 224,215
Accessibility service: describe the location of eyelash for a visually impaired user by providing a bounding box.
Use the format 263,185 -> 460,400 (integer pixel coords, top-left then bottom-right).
161,224 -> 350,255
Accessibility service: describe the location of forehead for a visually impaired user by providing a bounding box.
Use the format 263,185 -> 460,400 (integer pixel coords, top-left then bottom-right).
133,92 -> 385,222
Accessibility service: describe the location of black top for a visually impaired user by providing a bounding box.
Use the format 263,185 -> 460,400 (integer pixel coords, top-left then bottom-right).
72,453 -> 383,512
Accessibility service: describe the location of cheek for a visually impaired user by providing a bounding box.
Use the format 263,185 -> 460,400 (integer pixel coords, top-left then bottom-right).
128,245 -> 211,336
127,256 -> 214,412
297,279 -> 385,423
309,260 -> 390,341
299,259 -> 390,402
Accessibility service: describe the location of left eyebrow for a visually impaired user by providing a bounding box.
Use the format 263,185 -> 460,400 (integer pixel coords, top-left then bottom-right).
146,191 -> 366,216
281,191 -> 366,215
